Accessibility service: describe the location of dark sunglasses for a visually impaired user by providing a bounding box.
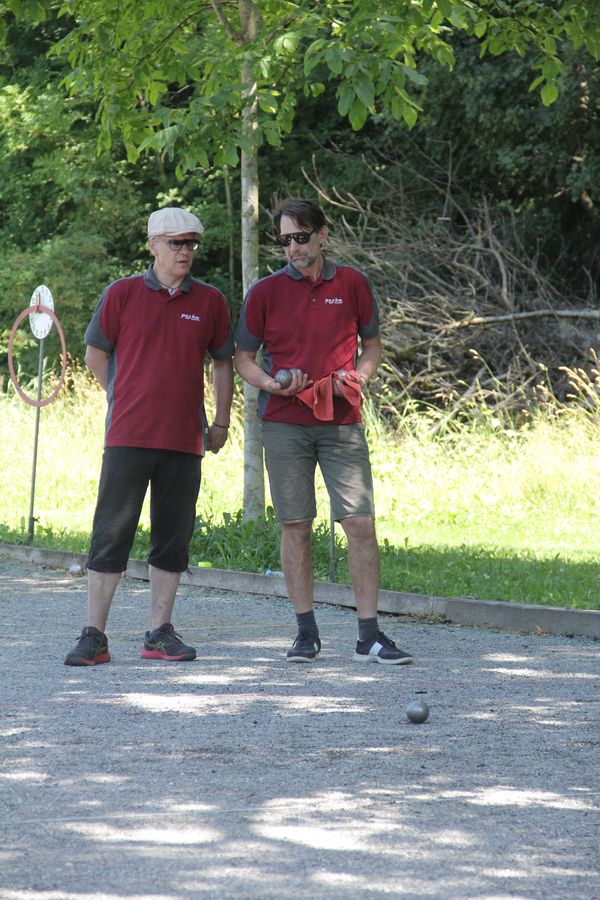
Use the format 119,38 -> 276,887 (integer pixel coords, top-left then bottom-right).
163,238 -> 199,251
275,230 -> 315,247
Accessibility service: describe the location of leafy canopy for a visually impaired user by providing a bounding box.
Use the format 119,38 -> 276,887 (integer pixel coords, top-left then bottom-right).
2,0 -> 599,172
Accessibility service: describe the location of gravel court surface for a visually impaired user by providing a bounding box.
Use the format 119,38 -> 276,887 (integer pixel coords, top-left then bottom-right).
1,557 -> 599,900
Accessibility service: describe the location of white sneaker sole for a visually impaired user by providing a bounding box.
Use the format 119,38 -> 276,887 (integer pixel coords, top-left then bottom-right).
353,652 -> 413,665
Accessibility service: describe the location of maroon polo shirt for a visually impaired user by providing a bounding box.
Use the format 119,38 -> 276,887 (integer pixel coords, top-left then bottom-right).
85,266 -> 234,454
236,257 -> 379,425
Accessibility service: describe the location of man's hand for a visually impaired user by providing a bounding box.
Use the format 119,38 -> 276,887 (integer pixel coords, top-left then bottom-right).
266,368 -> 311,395
234,350 -> 311,395
332,369 -> 366,397
206,423 -> 229,454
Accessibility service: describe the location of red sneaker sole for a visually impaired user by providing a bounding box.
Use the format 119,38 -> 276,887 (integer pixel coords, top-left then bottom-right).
65,652 -> 111,666
139,649 -> 196,661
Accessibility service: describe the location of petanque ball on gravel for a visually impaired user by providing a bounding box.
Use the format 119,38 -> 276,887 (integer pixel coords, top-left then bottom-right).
274,369 -> 292,388
406,700 -> 430,724
68,563 -> 83,577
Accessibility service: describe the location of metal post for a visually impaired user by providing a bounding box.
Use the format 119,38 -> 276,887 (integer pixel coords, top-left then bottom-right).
328,504 -> 337,582
27,338 -> 44,544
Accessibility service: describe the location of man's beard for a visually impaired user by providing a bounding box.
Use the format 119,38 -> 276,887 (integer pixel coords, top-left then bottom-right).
290,251 -> 317,269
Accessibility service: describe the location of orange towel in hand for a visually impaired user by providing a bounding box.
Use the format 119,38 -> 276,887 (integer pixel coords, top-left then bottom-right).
296,369 -> 362,421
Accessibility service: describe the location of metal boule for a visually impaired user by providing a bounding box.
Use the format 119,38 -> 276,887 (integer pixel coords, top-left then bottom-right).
406,699 -> 430,724
274,369 -> 292,388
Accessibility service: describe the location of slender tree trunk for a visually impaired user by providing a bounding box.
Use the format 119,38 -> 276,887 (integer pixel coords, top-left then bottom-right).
223,166 -> 236,304
240,4 -> 264,521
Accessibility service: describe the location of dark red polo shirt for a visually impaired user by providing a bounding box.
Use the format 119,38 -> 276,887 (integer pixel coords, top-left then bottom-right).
85,266 -> 233,454
236,258 -> 379,425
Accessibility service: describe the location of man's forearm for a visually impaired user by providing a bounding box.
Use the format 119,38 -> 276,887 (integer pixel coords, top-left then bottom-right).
84,346 -> 109,390
211,359 -> 234,425
234,352 -> 269,390
356,338 -> 382,384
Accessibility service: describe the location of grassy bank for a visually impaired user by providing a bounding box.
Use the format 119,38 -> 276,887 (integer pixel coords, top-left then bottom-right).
1,373 -> 598,610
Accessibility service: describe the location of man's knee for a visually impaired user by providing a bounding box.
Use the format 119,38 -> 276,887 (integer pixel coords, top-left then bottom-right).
339,515 -> 376,542
282,520 -> 313,541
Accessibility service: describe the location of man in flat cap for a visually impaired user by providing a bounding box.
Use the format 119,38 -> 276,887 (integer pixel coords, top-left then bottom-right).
65,207 -> 234,666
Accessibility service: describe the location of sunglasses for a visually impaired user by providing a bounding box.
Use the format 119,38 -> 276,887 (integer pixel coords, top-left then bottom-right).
162,239 -> 199,251
275,230 -> 316,247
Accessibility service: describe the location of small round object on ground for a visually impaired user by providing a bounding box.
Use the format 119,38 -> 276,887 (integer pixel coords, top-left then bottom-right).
406,699 -> 430,724
274,369 -> 292,388
68,563 -> 83,577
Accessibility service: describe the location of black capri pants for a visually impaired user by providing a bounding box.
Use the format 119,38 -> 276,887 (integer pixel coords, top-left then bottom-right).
86,446 -> 201,574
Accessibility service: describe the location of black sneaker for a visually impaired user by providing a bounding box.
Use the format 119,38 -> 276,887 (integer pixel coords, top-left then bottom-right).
64,626 -> 111,666
286,631 -> 321,663
140,623 -> 196,661
353,631 -> 413,666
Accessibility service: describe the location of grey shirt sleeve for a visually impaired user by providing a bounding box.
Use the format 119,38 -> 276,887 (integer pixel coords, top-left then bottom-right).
83,287 -> 115,353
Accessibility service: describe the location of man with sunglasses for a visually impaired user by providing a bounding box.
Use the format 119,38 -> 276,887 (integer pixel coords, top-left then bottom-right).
235,197 -> 412,666
65,207 -> 234,666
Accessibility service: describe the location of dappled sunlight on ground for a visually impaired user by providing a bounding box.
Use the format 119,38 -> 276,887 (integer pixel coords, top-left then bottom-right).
1,561 -> 599,897
64,820 -> 222,845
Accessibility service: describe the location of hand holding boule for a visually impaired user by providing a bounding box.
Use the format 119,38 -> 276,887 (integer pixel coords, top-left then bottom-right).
270,368 -> 310,394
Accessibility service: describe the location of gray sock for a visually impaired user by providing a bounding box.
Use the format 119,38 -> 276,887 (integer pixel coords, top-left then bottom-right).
296,609 -> 319,639
358,616 -> 379,643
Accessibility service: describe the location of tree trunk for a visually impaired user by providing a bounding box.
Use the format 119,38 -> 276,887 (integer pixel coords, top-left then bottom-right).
240,20 -> 264,522
223,166 -> 236,304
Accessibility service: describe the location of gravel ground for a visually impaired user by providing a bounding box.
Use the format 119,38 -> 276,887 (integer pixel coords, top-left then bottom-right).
1,557 -> 599,899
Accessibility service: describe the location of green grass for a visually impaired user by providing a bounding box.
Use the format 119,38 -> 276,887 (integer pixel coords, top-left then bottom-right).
1,373 -> 598,610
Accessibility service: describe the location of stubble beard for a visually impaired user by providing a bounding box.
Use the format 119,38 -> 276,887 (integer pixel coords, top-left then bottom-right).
289,250 -> 317,269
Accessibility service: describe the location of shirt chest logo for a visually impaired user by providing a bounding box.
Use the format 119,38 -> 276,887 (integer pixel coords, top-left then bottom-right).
181,313 -> 200,321
324,297 -> 344,304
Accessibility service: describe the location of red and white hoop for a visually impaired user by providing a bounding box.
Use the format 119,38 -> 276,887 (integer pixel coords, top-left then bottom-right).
7,286 -> 67,408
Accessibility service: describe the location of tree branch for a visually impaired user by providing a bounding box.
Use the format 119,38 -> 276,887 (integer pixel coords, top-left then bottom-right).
454,309 -> 600,327
210,0 -> 242,44
395,309 -> 600,330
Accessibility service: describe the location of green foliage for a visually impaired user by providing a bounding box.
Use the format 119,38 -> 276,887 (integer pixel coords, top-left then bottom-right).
185,507 -> 339,581
5,0 -> 598,176
376,540 -> 599,610
396,37 -> 600,284
0,13 -> 240,369
1,2 -> 599,377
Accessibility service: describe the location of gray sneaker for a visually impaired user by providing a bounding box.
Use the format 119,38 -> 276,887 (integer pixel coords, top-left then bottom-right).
140,623 -> 196,661
64,626 -> 111,666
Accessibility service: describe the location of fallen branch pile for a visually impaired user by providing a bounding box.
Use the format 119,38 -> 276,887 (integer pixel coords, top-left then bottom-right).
313,185 -> 598,418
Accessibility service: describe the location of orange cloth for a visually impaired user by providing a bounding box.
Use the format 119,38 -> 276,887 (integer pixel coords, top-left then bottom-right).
295,369 -> 363,421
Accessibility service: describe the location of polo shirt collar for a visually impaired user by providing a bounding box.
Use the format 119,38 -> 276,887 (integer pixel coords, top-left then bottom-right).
144,264 -> 193,293
285,255 -> 336,282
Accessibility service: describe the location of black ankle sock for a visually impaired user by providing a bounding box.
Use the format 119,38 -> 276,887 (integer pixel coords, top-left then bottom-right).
296,609 -> 319,639
358,616 -> 379,643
